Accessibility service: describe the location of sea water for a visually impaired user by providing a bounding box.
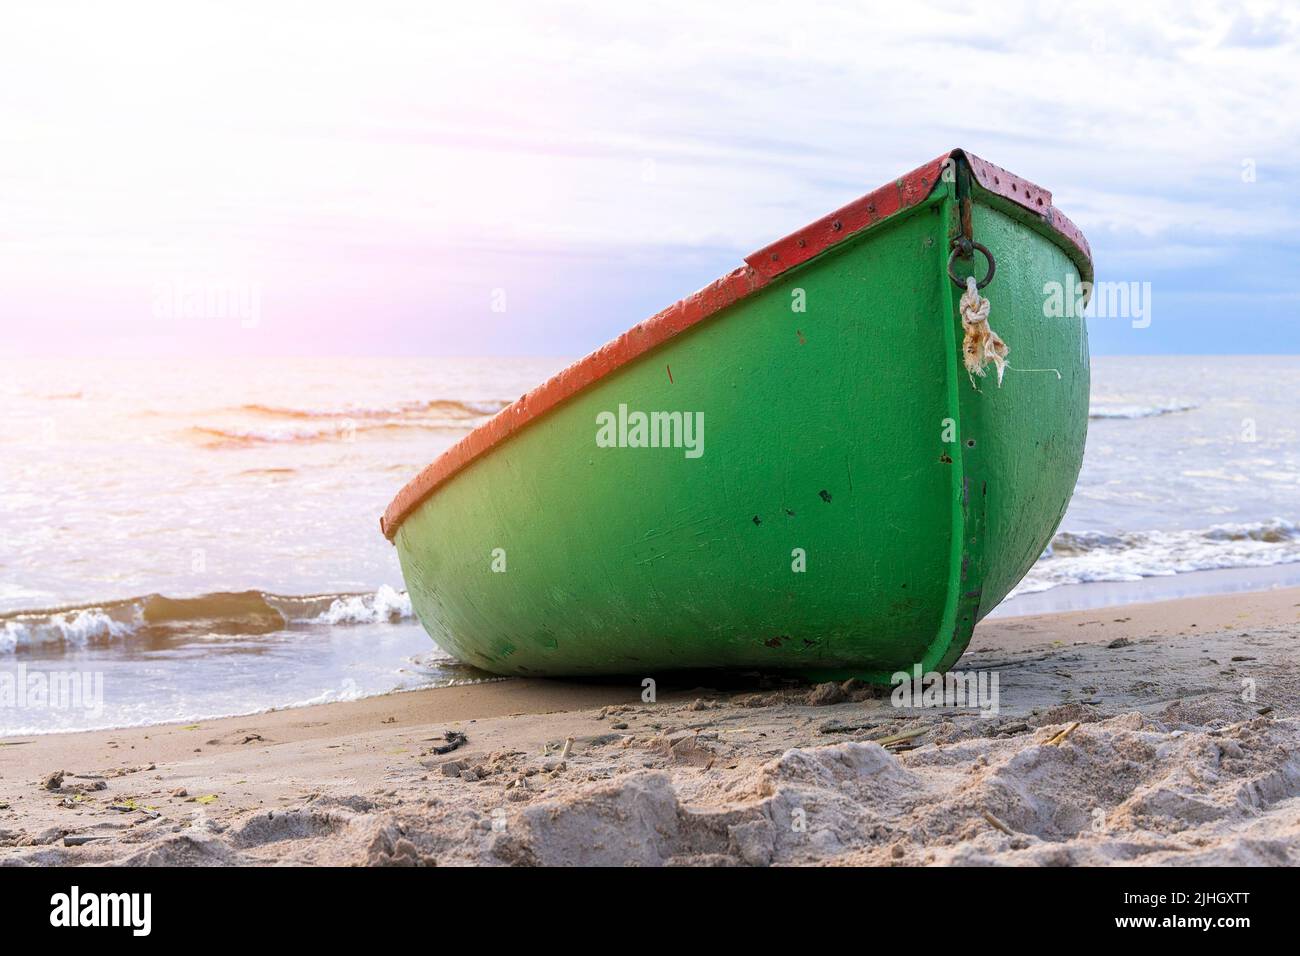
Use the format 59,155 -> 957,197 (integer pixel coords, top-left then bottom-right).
2,355 -> 1297,732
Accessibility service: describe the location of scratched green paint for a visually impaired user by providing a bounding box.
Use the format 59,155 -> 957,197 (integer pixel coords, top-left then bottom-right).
394,179 -> 1088,681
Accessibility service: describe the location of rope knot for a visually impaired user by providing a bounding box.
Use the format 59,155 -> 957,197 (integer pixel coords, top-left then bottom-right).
959,276 -> 1009,387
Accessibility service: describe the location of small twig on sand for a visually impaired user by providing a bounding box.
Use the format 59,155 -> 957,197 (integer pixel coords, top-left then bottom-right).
429,730 -> 468,755
872,727 -> 929,747
982,810 -> 1014,835
64,834 -> 111,847
819,721 -> 878,735
1044,721 -> 1081,747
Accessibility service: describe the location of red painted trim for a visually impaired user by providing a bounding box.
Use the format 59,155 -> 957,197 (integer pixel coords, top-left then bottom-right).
959,150 -> 1092,267
381,150 -> 1092,540
744,155 -> 949,278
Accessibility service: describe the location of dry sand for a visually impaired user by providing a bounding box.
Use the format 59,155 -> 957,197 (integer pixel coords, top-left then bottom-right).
3,588 -> 1298,866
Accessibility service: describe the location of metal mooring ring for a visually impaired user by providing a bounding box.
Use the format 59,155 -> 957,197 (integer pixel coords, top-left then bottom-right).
947,240 -> 996,290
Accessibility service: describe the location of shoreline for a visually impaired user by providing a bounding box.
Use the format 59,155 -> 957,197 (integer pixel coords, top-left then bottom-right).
3,586 -> 1298,865
994,562 -> 1300,618
7,581 -> 1299,742
7,562 -> 1300,736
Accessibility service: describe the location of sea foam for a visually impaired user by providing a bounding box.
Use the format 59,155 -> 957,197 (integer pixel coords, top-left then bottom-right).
314,585 -> 414,625
1088,401 -> 1198,420
0,608 -> 138,653
1015,518 -> 1300,595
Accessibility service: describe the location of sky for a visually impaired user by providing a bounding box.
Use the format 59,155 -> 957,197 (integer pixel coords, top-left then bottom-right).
1,0 -> 1297,357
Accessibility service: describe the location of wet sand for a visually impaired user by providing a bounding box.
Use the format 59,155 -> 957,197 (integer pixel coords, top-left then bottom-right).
3,587 -> 1298,866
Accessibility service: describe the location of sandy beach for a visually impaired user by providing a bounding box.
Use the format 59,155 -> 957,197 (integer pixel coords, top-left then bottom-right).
2,587 -> 1297,867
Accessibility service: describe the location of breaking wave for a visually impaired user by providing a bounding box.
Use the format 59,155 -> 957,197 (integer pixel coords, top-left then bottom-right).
185,421 -> 463,447
1088,401 -> 1198,420
0,586 -> 416,654
310,585 -> 413,625
0,607 -> 138,654
185,398 -> 510,447
1016,518 -> 1300,595
238,398 -> 508,421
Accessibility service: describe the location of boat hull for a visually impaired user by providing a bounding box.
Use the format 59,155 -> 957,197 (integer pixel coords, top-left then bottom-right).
389,154 -> 1090,680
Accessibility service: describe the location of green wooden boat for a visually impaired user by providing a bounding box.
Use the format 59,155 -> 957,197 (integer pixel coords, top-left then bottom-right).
383,149 -> 1092,682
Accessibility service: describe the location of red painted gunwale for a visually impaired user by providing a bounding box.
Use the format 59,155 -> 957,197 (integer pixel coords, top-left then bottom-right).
382,149 -> 1092,540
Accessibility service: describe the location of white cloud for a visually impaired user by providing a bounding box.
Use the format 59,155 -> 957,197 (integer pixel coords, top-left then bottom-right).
0,0 -> 1295,323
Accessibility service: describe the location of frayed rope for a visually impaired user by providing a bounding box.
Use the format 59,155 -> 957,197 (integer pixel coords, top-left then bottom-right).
959,276 -> 1009,388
